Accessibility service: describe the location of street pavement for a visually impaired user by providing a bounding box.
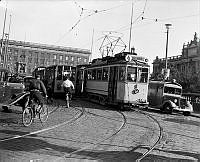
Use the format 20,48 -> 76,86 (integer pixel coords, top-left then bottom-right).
0,98 -> 200,162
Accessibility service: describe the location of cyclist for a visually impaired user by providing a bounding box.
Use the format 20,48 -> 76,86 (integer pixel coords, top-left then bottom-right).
61,74 -> 75,103
29,75 -> 48,117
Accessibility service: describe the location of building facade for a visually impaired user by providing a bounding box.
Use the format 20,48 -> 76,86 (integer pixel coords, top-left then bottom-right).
152,32 -> 200,91
0,39 -> 91,76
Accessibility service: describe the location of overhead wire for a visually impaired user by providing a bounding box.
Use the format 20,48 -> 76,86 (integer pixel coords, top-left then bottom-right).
55,1 -> 130,44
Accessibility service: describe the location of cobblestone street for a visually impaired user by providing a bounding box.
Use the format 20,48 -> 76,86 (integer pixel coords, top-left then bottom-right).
0,98 -> 200,161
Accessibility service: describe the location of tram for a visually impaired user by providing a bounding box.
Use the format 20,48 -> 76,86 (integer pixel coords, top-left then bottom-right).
75,51 -> 150,109
32,65 -> 76,95
43,65 -> 76,95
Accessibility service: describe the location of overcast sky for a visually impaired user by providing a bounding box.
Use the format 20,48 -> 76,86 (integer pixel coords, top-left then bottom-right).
0,0 -> 200,71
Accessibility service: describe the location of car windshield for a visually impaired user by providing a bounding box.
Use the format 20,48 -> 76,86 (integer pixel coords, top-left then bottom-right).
164,86 -> 182,95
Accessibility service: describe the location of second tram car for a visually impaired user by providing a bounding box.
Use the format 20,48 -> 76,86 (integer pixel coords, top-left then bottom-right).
75,52 -> 150,109
32,65 -> 76,95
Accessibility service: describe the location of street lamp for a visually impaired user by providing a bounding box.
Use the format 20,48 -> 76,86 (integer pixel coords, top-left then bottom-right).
165,23 -> 172,69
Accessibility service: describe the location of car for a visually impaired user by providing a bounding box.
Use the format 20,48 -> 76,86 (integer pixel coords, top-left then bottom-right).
0,68 -> 25,111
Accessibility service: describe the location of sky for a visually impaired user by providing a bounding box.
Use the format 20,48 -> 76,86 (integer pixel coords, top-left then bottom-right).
0,0 -> 200,72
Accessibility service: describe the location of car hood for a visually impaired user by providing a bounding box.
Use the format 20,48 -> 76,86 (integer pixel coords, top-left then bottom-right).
7,82 -> 25,89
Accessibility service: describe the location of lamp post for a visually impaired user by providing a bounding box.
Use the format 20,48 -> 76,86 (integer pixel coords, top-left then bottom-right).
165,23 -> 172,69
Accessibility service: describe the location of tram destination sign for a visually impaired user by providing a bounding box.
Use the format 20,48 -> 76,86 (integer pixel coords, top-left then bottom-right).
125,54 -> 148,63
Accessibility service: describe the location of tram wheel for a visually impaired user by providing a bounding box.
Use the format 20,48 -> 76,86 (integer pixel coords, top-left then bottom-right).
118,103 -> 125,111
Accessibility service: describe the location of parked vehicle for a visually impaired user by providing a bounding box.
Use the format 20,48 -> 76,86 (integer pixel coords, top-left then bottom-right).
148,80 -> 193,115
0,68 -> 25,111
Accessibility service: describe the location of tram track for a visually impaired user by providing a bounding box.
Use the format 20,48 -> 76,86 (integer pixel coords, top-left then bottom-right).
51,107 -> 127,161
130,107 -> 164,162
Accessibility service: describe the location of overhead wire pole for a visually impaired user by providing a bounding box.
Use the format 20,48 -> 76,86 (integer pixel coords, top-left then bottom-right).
128,1 -> 134,52
0,7 -> 7,66
90,28 -> 94,62
4,14 -> 12,70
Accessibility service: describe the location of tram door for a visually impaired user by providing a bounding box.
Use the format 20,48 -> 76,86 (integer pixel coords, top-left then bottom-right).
108,66 -> 117,103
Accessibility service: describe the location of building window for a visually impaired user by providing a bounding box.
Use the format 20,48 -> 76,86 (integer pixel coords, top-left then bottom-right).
14,56 -> 18,61
40,59 -> 45,65
28,57 -> 32,63
59,55 -> 63,60
53,54 -> 57,60
65,56 -> 69,61
29,51 -> 32,57
77,57 -> 81,63
71,56 -> 74,61
41,53 -> 45,58
14,50 -> 18,55
84,58 -> 87,63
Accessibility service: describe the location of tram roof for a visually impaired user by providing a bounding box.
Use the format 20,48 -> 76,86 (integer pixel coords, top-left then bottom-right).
89,52 -> 149,67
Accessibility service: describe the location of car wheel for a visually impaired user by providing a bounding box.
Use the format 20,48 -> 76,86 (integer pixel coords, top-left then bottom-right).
163,103 -> 173,114
2,106 -> 9,112
183,112 -> 190,116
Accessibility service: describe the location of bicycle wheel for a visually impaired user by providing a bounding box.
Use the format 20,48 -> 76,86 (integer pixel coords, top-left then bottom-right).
22,107 -> 33,127
39,105 -> 48,123
66,94 -> 70,108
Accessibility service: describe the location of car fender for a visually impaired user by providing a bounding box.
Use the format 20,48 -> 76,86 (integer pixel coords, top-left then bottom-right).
163,100 -> 176,108
185,101 -> 193,112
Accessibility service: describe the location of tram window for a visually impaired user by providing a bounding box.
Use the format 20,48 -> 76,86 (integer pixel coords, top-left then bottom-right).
127,67 -> 137,82
87,70 -> 92,80
92,69 -> 97,80
118,66 -> 126,81
57,66 -> 63,80
138,68 -> 148,83
102,67 -> 108,80
71,69 -> 76,81
96,68 -> 102,80
64,66 -> 70,71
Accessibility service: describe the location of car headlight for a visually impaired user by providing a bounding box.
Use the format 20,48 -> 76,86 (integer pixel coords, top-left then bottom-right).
174,99 -> 178,103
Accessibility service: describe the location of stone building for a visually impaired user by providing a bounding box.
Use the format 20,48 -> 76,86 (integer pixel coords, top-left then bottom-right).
152,32 -> 200,91
0,39 -> 91,76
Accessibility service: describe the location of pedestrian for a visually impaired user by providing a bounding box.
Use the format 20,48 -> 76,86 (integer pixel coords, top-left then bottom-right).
61,74 -> 75,101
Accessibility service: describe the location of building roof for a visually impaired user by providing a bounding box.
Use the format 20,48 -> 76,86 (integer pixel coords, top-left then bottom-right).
4,40 -> 91,55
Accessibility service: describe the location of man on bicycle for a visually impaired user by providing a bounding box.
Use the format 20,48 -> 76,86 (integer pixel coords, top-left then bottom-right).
29,75 -> 48,116
61,74 -> 74,101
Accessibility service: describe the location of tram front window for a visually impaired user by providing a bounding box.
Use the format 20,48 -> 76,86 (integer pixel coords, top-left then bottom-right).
118,66 -> 126,81
138,68 -> 148,83
127,67 -> 137,82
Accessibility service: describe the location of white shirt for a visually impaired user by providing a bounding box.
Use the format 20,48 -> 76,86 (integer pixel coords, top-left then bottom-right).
62,79 -> 74,89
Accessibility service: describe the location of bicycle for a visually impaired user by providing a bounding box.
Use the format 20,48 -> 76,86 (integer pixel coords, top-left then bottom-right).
65,92 -> 70,108
22,96 -> 48,127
